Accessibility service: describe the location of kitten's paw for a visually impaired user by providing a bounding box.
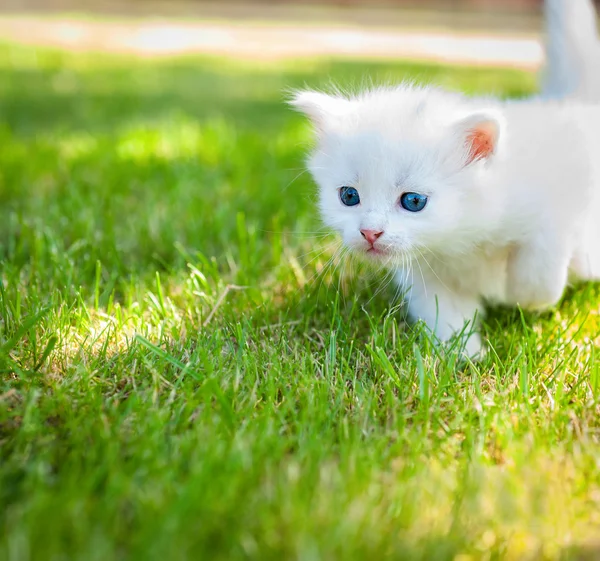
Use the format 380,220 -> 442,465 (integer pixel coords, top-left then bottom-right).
506,248 -> 568,311
423,327 -> 486,362
506,283 -> 563,311
440,331 -> 486,362
460,332 -> 486,361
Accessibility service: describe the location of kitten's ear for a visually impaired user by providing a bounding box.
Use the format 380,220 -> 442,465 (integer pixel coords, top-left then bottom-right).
289,91 -> 353,131
455,112 -> 504,165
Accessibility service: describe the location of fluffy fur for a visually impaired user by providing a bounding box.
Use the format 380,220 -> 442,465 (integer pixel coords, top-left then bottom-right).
291,0 -> 600,357
542,0 -> 600,100
292,86 -> 600,356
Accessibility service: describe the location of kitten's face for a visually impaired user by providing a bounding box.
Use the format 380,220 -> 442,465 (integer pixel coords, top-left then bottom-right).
309,131 -> 465,262
292,88 -> 501,265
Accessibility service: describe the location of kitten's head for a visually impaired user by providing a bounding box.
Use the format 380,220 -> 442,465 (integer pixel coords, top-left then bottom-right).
291,85 -> 504,264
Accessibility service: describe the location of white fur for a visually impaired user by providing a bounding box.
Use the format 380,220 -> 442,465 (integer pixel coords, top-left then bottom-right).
290,0 -> 600,357
542,0 -> 600,100
292,86 -> 600,356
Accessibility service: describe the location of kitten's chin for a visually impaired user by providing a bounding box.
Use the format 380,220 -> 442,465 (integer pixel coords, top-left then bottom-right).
356,245 -> 396,263
366,246 -> 387,257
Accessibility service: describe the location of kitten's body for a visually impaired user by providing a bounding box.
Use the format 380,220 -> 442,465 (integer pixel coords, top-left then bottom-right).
407,103 -> 600,354
296,85 -> 600,355
409,98 -> 600,306
291,0 -> 600,356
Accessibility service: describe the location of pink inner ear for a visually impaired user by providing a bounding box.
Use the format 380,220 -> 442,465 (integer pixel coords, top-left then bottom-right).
466,128 -> 494,164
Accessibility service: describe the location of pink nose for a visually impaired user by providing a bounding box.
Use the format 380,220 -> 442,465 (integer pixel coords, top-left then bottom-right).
360,229 -> 384,245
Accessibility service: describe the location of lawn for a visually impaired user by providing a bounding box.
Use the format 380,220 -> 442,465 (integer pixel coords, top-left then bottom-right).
1,40 -> 600,561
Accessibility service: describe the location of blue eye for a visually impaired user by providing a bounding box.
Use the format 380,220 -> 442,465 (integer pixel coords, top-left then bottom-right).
339,186 -> 360,207
400,192 -> 428,212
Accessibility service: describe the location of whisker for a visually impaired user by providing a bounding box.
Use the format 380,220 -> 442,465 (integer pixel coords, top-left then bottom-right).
415,248 -> 451,294
312,244 -> 347,298
365,256 -> 396,306
296,240 -> 340,263
302,242 -> 343,286
412,249 -> 428,299
258,229 -> 331,236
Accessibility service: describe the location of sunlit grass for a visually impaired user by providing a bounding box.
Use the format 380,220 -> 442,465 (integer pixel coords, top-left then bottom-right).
1,41 -> 599,560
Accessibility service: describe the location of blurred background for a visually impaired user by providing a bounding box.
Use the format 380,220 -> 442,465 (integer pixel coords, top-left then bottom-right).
0,0 -> 587,277
3,0 -> 589,68
0,0 -> 582,291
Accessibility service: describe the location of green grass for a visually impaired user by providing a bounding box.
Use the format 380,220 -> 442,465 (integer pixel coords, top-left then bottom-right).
1,41 -> 600,561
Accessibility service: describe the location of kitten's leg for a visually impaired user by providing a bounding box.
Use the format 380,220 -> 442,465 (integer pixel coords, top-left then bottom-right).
506,237 -> 571,310
569,223 -> 600,281
570,249 -> 600,281
399,271 -> 484,358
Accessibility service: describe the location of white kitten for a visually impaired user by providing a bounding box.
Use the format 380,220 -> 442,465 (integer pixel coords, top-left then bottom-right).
291,86 -> 600,357
290,0 -> 600,357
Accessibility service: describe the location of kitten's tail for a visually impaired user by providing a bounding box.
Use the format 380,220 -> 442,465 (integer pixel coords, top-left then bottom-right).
541,0 -> 600,100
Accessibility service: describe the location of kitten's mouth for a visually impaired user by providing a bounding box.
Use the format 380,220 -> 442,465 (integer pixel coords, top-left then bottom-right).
365,246 -> 388,256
